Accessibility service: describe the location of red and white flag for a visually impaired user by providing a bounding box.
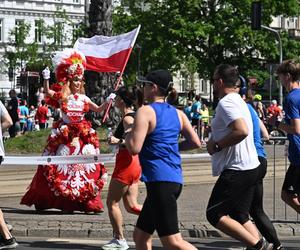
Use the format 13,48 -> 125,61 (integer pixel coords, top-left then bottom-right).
74,25 -> 141,72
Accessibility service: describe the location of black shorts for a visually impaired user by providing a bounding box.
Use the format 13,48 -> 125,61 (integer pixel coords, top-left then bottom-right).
207,168 -> 259,218
191,118 -> 200,127
136,181 -> 182,237
282,164 -> 300,195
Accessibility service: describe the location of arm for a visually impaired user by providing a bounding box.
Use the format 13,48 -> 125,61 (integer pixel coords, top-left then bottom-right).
259,119 -> 269,140
278,119 -> 300,135
43,79 -> 55,97
207,118 -> 248,155
108,115 -> 134,146
89,100 -> 109,113
178,110 -> 201,151
1,112 -> 13,130
125,106 -> 153,155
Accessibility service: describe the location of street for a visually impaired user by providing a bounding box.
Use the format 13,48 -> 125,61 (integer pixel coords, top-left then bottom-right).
13,237 -> 300,249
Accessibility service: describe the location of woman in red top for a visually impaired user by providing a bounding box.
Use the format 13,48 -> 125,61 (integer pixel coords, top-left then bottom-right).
102,86 -> 143,249
35,100 -> 48,129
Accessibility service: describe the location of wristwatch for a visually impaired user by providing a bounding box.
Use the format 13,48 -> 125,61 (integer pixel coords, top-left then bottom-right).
119,138 -> 124,144
214,142 -> 222,152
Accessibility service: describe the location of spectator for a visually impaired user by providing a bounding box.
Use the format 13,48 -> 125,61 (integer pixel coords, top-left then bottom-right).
266,100 -> 282,130
0,100 -> 18,249
191,94 -> 202,137
183,100 -> 193,123
200,103 -> 210,143
35,87 -> 45,107
26,105 -> 36,132
18,99 -> 29,133
7,89 -> 19,138
35,100 -> 48,129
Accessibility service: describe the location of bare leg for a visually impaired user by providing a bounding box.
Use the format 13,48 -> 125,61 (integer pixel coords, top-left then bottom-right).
123,181 -> 142,214
0,210 -> 11,240
133,227 -> 152,250
106,179 -> 129,239
160,233 -> 197,250
216,215 -> 259,247
281,190 -> 300,213
242,220 -> 260,240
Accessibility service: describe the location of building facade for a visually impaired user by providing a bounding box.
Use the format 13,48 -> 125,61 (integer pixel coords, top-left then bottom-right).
0,0 -> 85,96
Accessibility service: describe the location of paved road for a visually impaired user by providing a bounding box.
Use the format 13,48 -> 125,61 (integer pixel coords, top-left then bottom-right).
13,237 -> 300,249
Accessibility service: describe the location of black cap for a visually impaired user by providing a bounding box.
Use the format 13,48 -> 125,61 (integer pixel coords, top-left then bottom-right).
137,69 -> 173,90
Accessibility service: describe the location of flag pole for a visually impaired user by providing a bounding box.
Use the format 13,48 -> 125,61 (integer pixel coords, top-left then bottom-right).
102,25 -> 141,123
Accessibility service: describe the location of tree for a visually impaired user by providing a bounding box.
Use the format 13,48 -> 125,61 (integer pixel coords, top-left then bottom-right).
113,0 -> 300,84
85,0 -> 119,127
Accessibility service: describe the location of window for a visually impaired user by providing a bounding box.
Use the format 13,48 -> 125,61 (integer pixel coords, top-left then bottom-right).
35,20 -> 42,43
0,20 -> 2,42
15,20 -> 24,43
180,72 -> 187,92
54,22 -> 63,45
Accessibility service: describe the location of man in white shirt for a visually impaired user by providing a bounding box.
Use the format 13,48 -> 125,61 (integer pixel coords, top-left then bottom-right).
0,101 -> 18,249
206,64 -> 271,250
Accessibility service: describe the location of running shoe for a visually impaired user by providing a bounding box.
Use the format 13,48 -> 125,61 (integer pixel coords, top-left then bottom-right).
102,238 -> 129,250
245,238 -> 273,250
0,237 -> 18,249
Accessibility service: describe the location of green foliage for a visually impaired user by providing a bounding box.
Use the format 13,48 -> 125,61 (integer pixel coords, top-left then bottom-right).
112,0 -> 300,82
4,7 -> 84,73
245,69 -> 269,87
4,127 -> 111,154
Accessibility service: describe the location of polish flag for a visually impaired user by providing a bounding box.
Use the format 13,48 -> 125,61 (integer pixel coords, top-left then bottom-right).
74,25 -> 141,73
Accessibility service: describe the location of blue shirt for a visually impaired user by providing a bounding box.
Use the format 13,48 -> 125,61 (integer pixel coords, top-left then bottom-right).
247,103 -> 266,158
19,105 -> 29,124
191,101 -> 201,119
284,88 -> 300,166
139,102 -> 182,184
183,105 -> 192,121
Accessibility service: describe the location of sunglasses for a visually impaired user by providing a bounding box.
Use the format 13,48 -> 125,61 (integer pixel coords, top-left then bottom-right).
139,81 -> 154,88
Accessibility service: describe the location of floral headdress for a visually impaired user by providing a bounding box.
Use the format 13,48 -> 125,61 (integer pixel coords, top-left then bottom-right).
46,49 -> 86,108
52,48 -> 86,84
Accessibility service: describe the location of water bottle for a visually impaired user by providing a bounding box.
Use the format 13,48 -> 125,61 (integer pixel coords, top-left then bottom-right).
107,127 -> 117,154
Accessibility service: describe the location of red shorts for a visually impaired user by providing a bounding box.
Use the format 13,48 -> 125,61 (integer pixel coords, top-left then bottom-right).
112,148 -> 141,185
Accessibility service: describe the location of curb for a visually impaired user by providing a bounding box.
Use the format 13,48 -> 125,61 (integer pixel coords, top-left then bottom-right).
7,220 -> 300,239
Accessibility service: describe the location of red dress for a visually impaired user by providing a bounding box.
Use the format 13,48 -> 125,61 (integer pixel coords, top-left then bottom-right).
21,93 -> 107,213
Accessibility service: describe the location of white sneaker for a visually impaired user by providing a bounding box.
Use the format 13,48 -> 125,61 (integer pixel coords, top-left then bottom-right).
102,238 -> 129,250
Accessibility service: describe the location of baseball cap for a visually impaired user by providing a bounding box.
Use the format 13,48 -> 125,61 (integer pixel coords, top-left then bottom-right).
137,69 -> 173,90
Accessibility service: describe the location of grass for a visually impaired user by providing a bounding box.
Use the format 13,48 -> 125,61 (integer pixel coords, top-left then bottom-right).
4,127 -> 206,155
4,127 -> 111,155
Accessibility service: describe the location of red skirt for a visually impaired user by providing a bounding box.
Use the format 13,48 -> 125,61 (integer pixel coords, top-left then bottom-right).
20,120 -> 107,213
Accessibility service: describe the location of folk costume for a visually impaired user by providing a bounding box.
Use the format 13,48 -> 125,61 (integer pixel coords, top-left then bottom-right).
21,49 -> 107,213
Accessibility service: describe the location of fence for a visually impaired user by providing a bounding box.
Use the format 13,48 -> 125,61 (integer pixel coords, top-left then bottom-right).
267,136 -> 300,223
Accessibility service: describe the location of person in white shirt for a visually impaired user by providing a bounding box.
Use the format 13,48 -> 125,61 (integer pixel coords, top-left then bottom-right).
0,101 -> 18,249
206,64 -> 271,250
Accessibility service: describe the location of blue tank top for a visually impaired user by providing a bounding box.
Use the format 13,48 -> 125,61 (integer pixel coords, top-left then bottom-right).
139,102 -> 183,184
247,103 -> 266,158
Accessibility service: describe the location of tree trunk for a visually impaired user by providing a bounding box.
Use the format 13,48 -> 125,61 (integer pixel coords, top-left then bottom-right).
85,0 -> 118,128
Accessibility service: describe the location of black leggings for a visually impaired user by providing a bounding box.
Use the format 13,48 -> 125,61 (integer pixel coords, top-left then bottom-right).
249,156 -> 281,248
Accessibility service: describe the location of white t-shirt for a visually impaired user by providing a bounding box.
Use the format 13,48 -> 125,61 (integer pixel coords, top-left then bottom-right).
211,93 -> 259,176
0,101 -> 8,157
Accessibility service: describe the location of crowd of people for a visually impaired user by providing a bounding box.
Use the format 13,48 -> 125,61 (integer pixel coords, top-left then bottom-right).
4,88 -> 59,139
0,47 -> 299,250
